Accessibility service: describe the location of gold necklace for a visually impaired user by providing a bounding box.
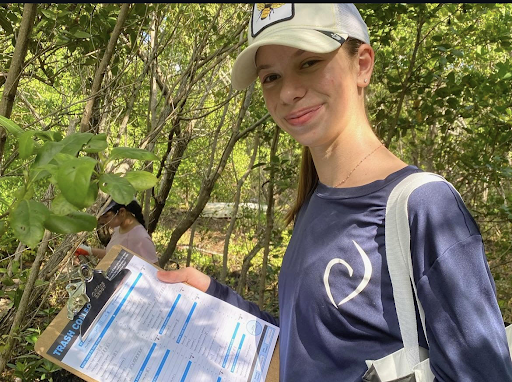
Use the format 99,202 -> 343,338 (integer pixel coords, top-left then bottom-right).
333,142 -> 385,188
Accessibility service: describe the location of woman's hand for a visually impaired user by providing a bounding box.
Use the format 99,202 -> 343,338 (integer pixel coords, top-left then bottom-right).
156,267 -> 211,293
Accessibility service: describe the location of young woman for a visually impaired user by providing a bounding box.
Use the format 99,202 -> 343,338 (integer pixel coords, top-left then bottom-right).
156,4 -> 512,381
76,199 -> 158,265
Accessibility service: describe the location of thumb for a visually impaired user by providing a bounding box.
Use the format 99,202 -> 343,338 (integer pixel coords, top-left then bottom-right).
156,267 -> 211,293
156,269 -> 188,284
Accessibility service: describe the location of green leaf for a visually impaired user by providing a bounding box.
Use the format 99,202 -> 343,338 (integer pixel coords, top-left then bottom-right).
73,31 -> 92,39
56,34 -> 70,46
107,147 -> 158,162
84,182 -> 99,208
33,141 -> 64,167
24,333 -> 38,345
18,131 -> 36,159
44,211 -> 97,234
52,152 -> 75,166
0,12 -> 13,35
29,163 -> 58,183
83,133 -> 108,153
99,173 -> 136,204
34,131 -> 62,142
10,200 -> 50,248
56,9 -> 71,18
10,261 -> 19,276
0,115 -> 23,138
60,132 -> 94,156
123,171 -> 158,191
40,9 -> 56,20
451,49 -> 464,57
50,193 -> 79,215
56,156 -> 97,208
1,276 -> 14,287
446,97 -> 459,109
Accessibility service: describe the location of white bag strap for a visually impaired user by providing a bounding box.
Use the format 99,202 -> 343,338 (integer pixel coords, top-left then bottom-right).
386,172 -> 447,368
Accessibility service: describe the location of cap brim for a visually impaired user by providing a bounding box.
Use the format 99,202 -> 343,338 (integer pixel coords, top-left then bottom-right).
102,200 -> 117,215
231,29 -> 346,90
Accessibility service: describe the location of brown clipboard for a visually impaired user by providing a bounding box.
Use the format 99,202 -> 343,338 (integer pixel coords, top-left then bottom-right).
35,244 -> 280,382
35,245 -> 141,381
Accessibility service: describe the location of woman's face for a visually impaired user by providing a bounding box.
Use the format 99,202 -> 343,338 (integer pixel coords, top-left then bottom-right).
98,209 -> 122,229
255,44 -> 361,149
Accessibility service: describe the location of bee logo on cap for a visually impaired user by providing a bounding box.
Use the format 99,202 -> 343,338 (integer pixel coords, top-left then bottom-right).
257,3 -> 285,20
252,3 -> 294,38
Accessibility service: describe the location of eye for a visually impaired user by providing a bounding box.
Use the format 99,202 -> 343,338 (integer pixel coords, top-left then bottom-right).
301,59 -> 321,69
261,73 -> 280,84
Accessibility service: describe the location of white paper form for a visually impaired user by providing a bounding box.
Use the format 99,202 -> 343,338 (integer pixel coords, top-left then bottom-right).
49,250 -> 279,382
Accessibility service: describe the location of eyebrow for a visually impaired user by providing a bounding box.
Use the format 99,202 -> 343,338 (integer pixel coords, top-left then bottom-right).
255,49 -> 306,75
255,64 -> 270,75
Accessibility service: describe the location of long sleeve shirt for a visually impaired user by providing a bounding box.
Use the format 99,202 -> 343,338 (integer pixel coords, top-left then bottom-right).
206,165 -> 512,381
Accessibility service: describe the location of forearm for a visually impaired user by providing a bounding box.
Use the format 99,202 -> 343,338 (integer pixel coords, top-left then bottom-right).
91,247 -> 106,259
206,277 -> 279,326
418,236 -> 512,380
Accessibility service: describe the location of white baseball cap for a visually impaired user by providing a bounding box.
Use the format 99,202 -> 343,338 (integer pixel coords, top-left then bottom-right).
231,3 -> 370,90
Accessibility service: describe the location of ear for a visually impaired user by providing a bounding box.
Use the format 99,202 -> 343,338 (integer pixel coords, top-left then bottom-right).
357,44 -> 374,88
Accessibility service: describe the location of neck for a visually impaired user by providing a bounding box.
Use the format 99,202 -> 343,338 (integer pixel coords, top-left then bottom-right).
119,216 -> 140,234
311,131 -> 408,188
311,128 -> 383,187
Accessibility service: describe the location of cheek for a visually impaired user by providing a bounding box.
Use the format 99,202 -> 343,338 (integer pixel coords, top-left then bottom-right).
106,215 -> 118,227
263,92 -> 279,118
316,70 -> 337,91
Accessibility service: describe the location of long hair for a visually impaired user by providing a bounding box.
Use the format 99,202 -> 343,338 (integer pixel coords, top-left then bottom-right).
284,37 -> 366,226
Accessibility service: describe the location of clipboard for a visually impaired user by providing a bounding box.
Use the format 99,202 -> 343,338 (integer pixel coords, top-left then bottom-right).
35,245 -> 280,382
35,245 -> 138,381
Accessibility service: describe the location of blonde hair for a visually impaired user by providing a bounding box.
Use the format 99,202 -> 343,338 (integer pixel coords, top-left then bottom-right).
284,38 -> 366,226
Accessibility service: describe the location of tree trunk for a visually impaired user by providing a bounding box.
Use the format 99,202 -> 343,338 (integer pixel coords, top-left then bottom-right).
0,3 -> 37,173
220,133 -> 259,283
384,7 -> 427,146
148,119 -> 192,235
145,6 -> 247,235
186,220 -> 198,267
258,126 -> 280,309
237,243 -> 263,296
79,3 -> 131,133
0,230 -> 51,375
157,87 -> 267,267
146,58 -> 198,235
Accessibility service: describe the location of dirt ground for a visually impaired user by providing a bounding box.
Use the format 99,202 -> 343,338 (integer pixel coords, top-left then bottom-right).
49,369 -> 86,382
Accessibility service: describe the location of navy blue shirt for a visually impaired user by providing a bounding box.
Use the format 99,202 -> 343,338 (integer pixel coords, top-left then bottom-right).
207,166 -> 512,381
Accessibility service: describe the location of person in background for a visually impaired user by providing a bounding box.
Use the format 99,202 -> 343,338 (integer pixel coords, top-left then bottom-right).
76,199 -> 158,265
155,3 -> 512,381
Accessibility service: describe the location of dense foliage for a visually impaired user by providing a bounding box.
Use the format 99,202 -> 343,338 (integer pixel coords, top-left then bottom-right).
0,3 -> 510,380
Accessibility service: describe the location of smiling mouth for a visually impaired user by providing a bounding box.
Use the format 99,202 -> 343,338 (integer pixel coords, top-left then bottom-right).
285,105 -> 322,124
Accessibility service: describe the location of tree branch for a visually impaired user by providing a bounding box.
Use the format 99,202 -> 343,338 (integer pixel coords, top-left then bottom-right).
79,3 -> 131,133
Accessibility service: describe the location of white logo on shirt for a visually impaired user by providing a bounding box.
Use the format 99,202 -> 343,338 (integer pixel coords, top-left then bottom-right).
323,240 -> 372,308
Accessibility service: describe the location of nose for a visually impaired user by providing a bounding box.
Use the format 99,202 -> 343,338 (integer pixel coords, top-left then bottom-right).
279,73 -> 306,105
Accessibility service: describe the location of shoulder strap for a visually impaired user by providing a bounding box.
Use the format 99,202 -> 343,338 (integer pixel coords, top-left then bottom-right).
385,172 -> 447,368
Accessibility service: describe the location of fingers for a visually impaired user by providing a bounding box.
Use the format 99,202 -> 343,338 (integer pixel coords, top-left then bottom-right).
156,268 -> 189,284
156,267 -> 211,293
